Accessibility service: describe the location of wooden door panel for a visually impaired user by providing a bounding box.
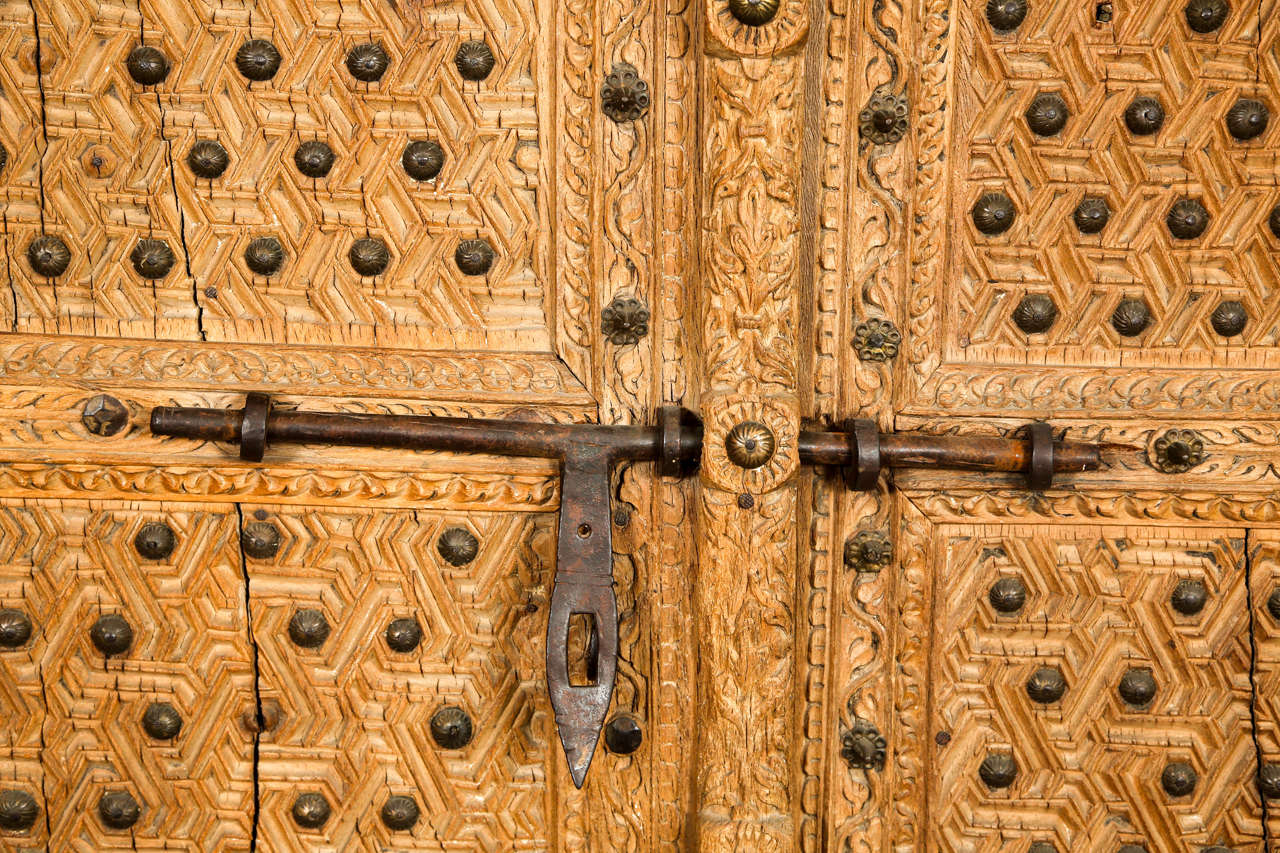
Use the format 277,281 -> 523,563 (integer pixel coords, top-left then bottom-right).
0,501 -> 254,850
243,504 -> 554,850
901,0 -> 1280,417
4,2 -> 198,340
895,498 -> 1264,851
158,1 -> 546,352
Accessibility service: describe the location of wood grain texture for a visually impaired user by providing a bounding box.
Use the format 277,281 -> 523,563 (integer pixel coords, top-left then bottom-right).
245,504 -> 555,851
0,501 -> 254,850
902,0 -> 1280,416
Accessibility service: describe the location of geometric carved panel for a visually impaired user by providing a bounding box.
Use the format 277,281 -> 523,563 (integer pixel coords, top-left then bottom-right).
951,0 -> 1278,365
4,0 -> 549,354
0,501 -> 253,850
244,504 -> 554,851
926,522 -> 1261,851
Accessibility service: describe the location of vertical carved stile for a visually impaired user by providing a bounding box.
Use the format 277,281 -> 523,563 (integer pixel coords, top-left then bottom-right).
694,0 -> 809,847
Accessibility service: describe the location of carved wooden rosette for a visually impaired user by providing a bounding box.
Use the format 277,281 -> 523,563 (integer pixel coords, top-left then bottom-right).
695,0 -> 808,844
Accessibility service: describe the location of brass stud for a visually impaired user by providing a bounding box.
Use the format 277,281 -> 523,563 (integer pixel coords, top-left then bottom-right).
241,521 -> 282,560
0,789 -> 38,832
292,792 -> 331,829
437,526 -> 479,566
852,317 -> 902,361
294,140 -> 335,179
126,45 -> 170,86
971,192 -> 1016,235
97,790 -> 140,830
287,609 -> 330,649
1161,762 -> 1197,797
349,237 -> 391,277
1226,98 -> 1269,141
728,0 -> 781,25
1167,198 -> 1210,239
1210,300 -> 1247,337
134,521 -> 177,560
186,139 -> 229,179
843,530 -> 892,572
859,90 -> 909,145
90,613 -> 134,657
985,0 -> 1028,30
724,421 -> 776,470
430,705 -> 474,749
1013,293 -> 1058,334
380,795 -> 420,831
1025,92 -> 1069,136
26,234 -> 71,278
978,753 -> 1017,788
130,238 -> 176,280
244,237 -> 284,277
1170,578 -> 1207,615
604,714 -> 644,755
402,140 -> 445,181
601,63 -> 651,123
1111,298 -> 1152,337
1124,96 -> 1165,135
1073,196 -> 1110,233
0,609 -> 32,648
142,702 -> 182,740
1258,763 -> 1280,799
840,720 -> 887,770
235,39 -> 281,82
384,618 -> 422,653
82,394 -> 128,437
1025,666 -> 1067,703
601,296 -> 650,345
345,42 -> 389,83
1184,0 -> 1229,31
1118,667 -> 1156,707
1152,428 -> 1205,473
454,40 -> 495,81
988,577 -> 1027,613
455,239 -> 495,275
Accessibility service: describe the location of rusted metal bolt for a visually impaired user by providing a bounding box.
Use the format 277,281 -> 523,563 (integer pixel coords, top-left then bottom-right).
82,394 -> 128,436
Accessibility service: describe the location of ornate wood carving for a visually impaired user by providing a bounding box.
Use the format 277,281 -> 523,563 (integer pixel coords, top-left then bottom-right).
693,0 -> 807,842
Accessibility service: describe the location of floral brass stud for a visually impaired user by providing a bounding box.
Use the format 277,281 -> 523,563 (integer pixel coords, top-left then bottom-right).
843,529 -> 892,572
859,91 -> 908,145
1151,429 -> 1206,473
724,421 -> 776,470
853,318 -> 901,362
601,63 -> 649,123
601,296 -> 650,345
841,719 -> 887,770
728,0 -> 781,25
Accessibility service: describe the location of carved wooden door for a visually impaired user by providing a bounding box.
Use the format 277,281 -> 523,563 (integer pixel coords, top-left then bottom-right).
822,0 -> 1280,848
2,0 -> 1279,848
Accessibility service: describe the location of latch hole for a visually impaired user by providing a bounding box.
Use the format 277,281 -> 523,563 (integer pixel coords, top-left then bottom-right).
576,523 -> 592,539
567,612 -> 599,686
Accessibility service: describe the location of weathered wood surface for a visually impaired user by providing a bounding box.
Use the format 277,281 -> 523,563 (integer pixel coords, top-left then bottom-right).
1,0 -> 1280,847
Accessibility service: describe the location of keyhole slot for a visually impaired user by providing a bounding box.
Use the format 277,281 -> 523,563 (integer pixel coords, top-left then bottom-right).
567,612 -> 599,686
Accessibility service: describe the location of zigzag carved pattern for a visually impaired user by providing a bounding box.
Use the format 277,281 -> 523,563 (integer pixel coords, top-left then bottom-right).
2,0 -> 554,354
951,0 -> 1280,362
0,501 -> 255,850
244,505 -> 554,850
929,523 -> 1262,851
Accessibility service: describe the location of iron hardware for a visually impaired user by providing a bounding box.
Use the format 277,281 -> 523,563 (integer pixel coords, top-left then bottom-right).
149,395 -> 1100,784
